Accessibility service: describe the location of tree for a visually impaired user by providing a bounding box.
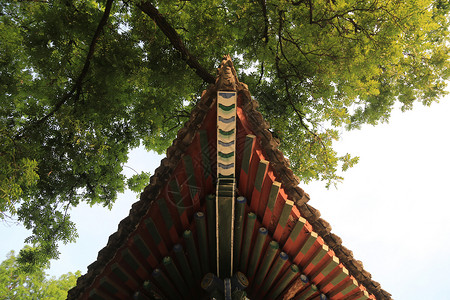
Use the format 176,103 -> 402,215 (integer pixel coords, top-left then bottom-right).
1,0 -> 449,267
0,248 -> 80,299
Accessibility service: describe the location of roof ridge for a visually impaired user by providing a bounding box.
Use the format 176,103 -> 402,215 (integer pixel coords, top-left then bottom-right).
215,54 -> 239,91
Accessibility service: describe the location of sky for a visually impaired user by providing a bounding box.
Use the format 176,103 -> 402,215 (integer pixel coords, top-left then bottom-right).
1,95 -> 450,299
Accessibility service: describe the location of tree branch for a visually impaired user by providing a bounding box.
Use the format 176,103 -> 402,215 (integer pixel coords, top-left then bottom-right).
18,0 -> 115,138
136,1 -> 215,84
275,10 -> 332,168
259,0 -> 269,44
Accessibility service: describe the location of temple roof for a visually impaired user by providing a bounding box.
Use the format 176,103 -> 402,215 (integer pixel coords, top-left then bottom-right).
67,56 -> 391,300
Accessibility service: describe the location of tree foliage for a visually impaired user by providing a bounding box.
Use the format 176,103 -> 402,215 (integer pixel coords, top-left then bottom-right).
0,248 -> 80,299
1,0 -> 449,267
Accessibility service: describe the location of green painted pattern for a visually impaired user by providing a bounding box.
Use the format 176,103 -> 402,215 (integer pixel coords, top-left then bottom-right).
157,198 -> 173,229
260,252 -> 289,295
99,278 -> 118,295
240,212 -> 257,271
254,160 -> 269,192
89,289 -> 106,300
268,264 -> 300,299
233,196 -> 246,271
217,155 -> 234,163
144,218 -> 162,244
267,182 -> 281,210
163,256 -> 190,295
277,200 -> 293,229
133,234 -> 152,258
330,268 -> 349,286
218,173 -> 234,179
218,151 -> 235,158
111,263 -> 129,282
254,240 -> 279,286
217,195 -> 233,277
310,245 -> 328,266
298,284 -> 318,299
219,128 -> 235,136
321,256 -> 340,277
168,180 -> 185,215
218,103 -> 236,111
152,269 -> 181,300
173,244 -> 195,288
199,130 -> 211,177
195,212 -> 210,274
183,155 -> 198,199
206,194 -> 216,272
288,217 -> 306,242
300,232 -> 318,255
241,135 -> 255,174
183,230 -> 202,281
247,227 -> 268,279
122,249 -> 139,271
341,280 -> 358,295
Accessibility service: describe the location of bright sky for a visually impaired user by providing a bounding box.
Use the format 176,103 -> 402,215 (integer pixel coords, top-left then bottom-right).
1,95 -> 449,299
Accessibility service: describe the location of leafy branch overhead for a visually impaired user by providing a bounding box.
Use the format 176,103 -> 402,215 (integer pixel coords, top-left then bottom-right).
1,0 -> 449,267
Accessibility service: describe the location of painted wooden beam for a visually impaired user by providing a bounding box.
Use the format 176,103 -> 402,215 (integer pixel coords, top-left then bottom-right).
132,234 -> 159,268
350,290 -> 370,300
216,179 -> 235,278
152,268 -> 182,300
233,196 -> 246,271
254,240 -> 279,287
310,294 -> 328,300
173,244 -> 195,289
163,256 -> 190,298
183,230 -> 202,282
88,288 -> 109,300
319,265 -> 350,294
156,198 -> 178,244
99,276 -> 129,298
183,155 -> 200,210
311,255 -> 340,285
295,283 -> 318,300
121,248 -> 148,280
250,160 -> 269,212
205,194 -> 216,274
267,264 -> 300,299
273,199 -> 294,241
133,291 -> 151,300
302,244 -> 330,275
110,263 -> 139,290
239,212 -> 256,272
247,227 -> 268,280
168,179 -> 189,228
144,218 -> 168,257
216,91 -> 237,279
142,280 -> 164,299
281,274 -> 309,300
195,211 -> 210,274
259,251 -> 289,297
283,216 -> 307,258
293,231 -> 318,265
199,130 -> 212,179
239,134 -> 256,196
262,181 -> 281,229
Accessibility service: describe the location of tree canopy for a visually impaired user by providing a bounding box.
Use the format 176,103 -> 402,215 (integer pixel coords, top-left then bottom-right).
0,248 -> 80,299
1,0 -> 449,267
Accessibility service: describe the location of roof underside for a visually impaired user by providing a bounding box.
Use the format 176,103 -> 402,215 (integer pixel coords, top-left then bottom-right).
67,57 -> 391,300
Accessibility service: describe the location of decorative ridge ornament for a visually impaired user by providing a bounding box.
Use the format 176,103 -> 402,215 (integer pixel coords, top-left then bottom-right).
215,54 -> 239,91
